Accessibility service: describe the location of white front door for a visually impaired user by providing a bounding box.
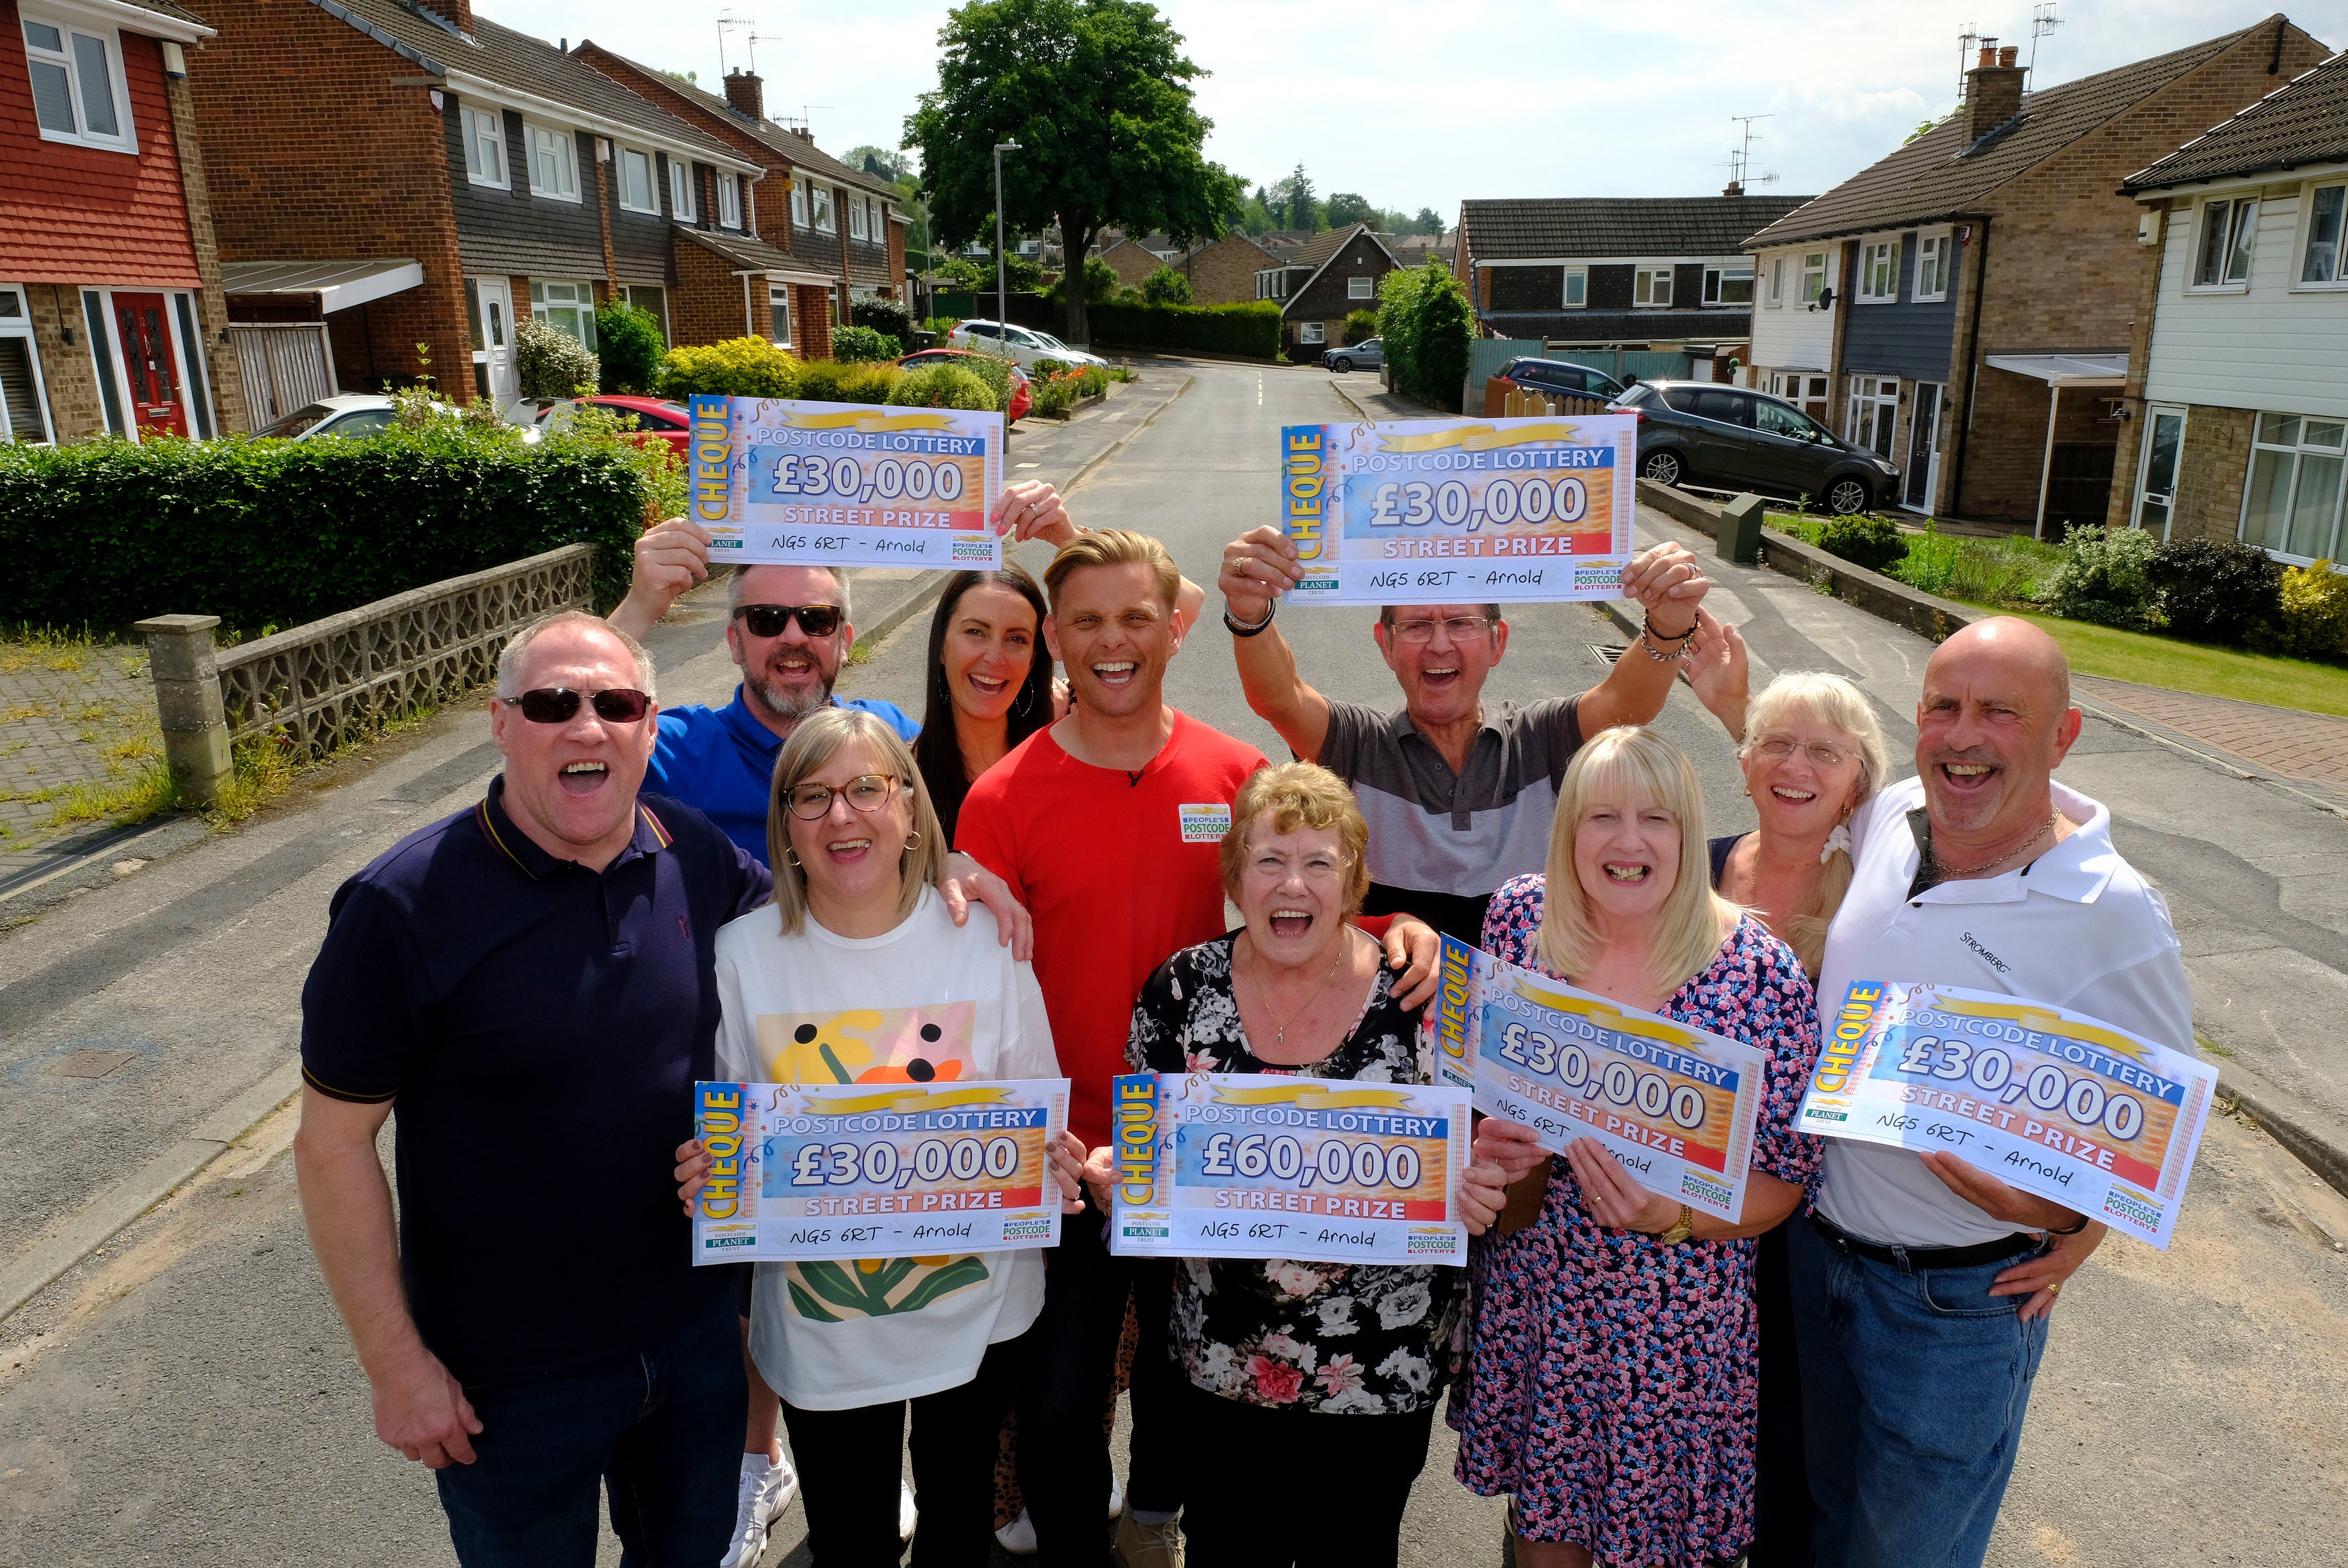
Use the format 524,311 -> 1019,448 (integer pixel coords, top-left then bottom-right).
2133,405 -> 2187,539
467,276 -> 517,409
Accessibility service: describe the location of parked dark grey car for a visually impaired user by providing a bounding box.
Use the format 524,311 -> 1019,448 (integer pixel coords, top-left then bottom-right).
1611,380 -> 1897,515
1493,356 -> 1630,400
1323,338 -> 1383,373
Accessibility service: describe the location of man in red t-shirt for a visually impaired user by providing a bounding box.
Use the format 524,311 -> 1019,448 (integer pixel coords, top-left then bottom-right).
958,530 -> 1434,1567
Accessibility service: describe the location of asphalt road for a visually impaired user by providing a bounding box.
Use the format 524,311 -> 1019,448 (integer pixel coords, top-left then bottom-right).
2,358 -> 2345,1567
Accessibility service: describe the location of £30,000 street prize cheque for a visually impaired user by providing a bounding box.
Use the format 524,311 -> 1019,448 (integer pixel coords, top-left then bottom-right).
1109,1072 -> 1472,1266
1433,936 -> 1767,1222
1797,982 -> 2216,1248
692,1078 -> 1068,1264
1277,414 -> 1637,606
688,394 -> 1004,571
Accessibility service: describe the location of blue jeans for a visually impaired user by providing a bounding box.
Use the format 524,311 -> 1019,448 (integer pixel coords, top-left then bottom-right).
434,1295 -> 747,1568
1787,1211 -> 2049,1568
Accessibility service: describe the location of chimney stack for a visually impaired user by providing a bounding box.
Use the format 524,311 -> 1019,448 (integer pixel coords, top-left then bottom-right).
1723,180 -> 1743,197
792,125 -> 813,143
1964,38 -> 2027,143
725,67 -> 764,121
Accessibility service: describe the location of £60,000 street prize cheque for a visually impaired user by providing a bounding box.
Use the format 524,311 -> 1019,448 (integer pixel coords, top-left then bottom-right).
1277,414 -> 1637,606
688,394 -> 1004,571
1433,936 -> 1768,1222
1797,982 -> 2216,1248
692,1078 -> 1068,1264
1109,1072 -> 1472,1266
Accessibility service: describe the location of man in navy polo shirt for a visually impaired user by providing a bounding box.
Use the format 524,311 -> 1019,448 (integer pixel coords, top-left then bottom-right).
295,611 -> 767,1567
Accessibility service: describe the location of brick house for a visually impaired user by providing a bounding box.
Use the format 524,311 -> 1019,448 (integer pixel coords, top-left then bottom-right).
1254,223 -> 1401,355
1095,233 -> 1179,289
573,50 -> 908,361
1456,194 -> 1810,381
2106,48 -> 2348,559
180,0 -> 767,418
2,0 -> 245,443
1745,18 -> 2330,530
1177,231 -> 1284,306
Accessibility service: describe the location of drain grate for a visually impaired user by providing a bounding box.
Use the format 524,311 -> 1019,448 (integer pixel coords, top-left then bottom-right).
1589,642 -> 1630,665
44,1048 -> 140,1080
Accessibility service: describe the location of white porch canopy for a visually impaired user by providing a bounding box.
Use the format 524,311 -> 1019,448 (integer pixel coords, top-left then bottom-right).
1985,351 -> 2129,537
219,260 -> 425,315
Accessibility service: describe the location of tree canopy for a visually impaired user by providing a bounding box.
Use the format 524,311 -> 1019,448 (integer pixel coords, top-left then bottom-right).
906,0 -> 1238,341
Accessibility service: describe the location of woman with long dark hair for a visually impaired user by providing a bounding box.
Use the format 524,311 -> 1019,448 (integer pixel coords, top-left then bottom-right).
914,566 -> 1061,844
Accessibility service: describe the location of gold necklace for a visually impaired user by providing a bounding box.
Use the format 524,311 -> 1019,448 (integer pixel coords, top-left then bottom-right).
1243,930 -> 1353,1051
1933,812 -> 2060,879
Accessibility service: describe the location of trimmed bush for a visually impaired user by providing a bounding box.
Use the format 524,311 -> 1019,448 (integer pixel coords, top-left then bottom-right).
1375,262 -> 1473,410
791,359 -> 903,404
2149,537 -> 2284,644
1030,376 -> 1079,418
2046,524 -> 2158,628
1140,264 -> 1194,306
1819,512 -> 1909,573
2257,559 -> 2348,661
954,352 -> 1018,412
515,315 -> 599,400
594,302 -> 665,394
886,363 -> 997,411
1083,300 -> 1280,359
0,423 -> 651,632
1032,357 -> 1072,379
1342,309 -> 1377,345
653,337 -> 801,398
1077,363 -> 1109,398
851,299 -> 914,345
831,325 -> 902,363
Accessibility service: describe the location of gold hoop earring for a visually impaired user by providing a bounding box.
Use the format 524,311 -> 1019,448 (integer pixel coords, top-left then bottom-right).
904,832 -> 922,850
783,850 -> 802,868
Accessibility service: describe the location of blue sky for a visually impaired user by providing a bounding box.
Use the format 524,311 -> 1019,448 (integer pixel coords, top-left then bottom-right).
519,0 -> 2347,219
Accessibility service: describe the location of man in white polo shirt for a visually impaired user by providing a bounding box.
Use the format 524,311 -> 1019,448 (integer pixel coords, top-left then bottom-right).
1795,616 -> 2191,1568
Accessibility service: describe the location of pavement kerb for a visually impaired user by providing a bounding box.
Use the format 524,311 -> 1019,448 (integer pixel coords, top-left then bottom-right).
2215,1056 -> 2348,1200
0,1056 -> 302,1324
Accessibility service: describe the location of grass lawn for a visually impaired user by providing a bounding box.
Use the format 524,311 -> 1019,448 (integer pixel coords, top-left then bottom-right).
1956,604 -> 2348,719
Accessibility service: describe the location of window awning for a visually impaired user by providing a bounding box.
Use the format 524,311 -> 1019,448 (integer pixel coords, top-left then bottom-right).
220,260 -> 424,315
1984,351 -> 2128,387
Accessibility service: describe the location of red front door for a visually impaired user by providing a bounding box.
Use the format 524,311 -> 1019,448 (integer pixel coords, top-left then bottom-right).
113,294 -> 188,439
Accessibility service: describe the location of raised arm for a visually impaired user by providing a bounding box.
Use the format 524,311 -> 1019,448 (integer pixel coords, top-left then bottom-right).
608,516 -> 712,643
1217,526 -> 1332,761
994,480 -> 1204,634
1576,541 -> 1711,734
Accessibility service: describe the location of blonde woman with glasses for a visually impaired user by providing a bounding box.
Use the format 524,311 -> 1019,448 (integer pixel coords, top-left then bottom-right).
672,707 -> 1085,1564
1448,727 -> 1823,1568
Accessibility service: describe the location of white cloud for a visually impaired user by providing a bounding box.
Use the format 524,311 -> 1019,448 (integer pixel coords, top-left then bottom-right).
495,0 -> 2346,216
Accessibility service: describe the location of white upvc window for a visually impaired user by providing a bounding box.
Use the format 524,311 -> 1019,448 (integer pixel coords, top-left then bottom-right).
1297,321 -> 1326,344
1634,264 -> 1673,306
718,172 -> 741,229
1845,374 -> 1899,457
1765,256 -> 1785,308
769,284 -> 793,347
1914,231 -> 1951,301
1856,239 -> 1898,302
616,147 -> 657,215
813,186 -> 835,234
849,194 -> 869,241
1801,251 -> 1827,304
668,158 -> 697,222
0,284 -> 55,445
1563,266 -> 1587,307
529,280 -> 598,348
22,13 -> 135,152
790,182 -> 808,227
1702,264 -> 1754,304
2242,410 -> 2348,561
461,105 -> 509,188
523,121 -> 580,202
1347,276 -> 1374,300
2192,194 -> 2257,288
2298,182 -> 2346,288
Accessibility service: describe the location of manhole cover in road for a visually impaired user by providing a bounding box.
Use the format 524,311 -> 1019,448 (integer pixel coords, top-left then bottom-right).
43,1048 -> 140,1079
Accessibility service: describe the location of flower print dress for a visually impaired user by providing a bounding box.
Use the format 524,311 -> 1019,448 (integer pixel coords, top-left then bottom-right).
1126,933 -> 1464,1416
1448,875 -> 1822,1565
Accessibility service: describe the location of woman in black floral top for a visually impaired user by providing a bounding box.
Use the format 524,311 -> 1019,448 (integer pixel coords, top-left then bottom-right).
1108,763 -> 1508,1567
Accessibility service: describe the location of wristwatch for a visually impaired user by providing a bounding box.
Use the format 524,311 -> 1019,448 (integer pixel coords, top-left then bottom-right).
1658,1204 -> 1695,1245
1223,601 -> 1277,638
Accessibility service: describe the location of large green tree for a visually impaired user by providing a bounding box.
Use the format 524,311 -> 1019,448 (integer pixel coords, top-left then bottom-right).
906,0 -> 1238,342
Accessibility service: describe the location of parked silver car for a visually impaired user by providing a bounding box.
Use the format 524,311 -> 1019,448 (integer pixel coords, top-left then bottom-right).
1322,339 -> 1383,374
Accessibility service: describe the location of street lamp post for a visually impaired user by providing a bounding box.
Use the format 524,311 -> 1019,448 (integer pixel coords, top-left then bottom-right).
993,140 -> 1021,332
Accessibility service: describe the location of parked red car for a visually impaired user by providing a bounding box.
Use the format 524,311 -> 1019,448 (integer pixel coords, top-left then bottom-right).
532,396 -> 692,455
896,348 -> 1032,423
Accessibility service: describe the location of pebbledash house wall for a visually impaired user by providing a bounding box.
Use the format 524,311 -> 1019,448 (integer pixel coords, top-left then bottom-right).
1,0 -> 246,439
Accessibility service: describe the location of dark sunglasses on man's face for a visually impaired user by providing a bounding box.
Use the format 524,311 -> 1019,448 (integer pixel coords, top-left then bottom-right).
503,687 -> 653,724
735,604 -> 843,639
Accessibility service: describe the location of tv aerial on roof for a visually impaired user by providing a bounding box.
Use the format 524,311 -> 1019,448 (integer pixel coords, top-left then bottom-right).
717,10 -> 753,75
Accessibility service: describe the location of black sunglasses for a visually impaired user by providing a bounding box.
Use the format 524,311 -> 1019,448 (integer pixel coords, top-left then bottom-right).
735,604 -> 843,639
503,687 -> 653,724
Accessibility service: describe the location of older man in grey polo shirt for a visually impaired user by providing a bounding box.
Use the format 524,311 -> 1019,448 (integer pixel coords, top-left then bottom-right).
1792,616 -> 2192,1568
1216,524 -> 1709,942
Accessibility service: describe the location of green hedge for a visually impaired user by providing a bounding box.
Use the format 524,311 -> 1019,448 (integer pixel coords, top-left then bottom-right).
0,427 -> 648,633
1084,300 -> 1279,359
1376,262 -> 1473,411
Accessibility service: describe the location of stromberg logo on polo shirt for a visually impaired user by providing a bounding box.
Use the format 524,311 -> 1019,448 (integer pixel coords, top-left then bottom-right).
1179,803 -> 1233,844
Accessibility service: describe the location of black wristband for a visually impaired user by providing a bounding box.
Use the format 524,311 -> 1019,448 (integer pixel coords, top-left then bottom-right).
2044,1211 -> 2090,1237
1224,601 -> 1277,638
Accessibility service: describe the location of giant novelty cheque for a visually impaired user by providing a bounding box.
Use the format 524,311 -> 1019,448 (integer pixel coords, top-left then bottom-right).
688,394 -> 1004,570
1432,936 -> 1768,1221
692,1078 -> 1069,1264
1109,1072 -> 1473,1266
1796,983 -> 2217,1249
1276,414 -> 1638,605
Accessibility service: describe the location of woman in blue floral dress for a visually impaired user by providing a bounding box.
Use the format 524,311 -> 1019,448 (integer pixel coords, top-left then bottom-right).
1448,727 -> 1822,1567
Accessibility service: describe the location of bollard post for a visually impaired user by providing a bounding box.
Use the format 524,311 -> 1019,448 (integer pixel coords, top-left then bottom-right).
1717,492 -> 1765,565
134,614 -> 231,807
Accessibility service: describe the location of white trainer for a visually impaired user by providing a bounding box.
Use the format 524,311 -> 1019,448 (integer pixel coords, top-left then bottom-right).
719,1452 -> 799,1568
899,1479 -> 920,1541
995,1507 -> 1038,1554
1108,1475 -> 1126,1520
